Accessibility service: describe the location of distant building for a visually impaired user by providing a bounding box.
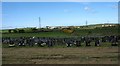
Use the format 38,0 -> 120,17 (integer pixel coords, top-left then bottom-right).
46,26 -> 69,29
46,24 -> 118,29
101,24 -> 116,27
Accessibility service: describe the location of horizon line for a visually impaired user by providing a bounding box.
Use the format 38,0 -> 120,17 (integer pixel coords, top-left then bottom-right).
1,23 -> 119,30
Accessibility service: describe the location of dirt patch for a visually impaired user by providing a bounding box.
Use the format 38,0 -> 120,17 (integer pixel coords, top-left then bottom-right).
2,47 -> 118,64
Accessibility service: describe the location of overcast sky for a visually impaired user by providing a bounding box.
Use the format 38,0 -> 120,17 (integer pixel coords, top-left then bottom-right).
2,2 -> 118,29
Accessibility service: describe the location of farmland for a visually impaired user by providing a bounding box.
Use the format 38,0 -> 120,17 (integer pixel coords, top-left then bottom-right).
1,24 -> 119,38
2,24 -> 119,64
2,47 -> 119,64
2,40 -> 119,64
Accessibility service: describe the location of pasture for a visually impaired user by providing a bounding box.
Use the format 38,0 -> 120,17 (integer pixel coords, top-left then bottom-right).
2,43 -> 119,64
1,25 -> 119,38
2,25 -> 119,64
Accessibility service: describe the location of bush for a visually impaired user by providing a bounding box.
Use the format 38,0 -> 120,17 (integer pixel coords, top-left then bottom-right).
18,29 -> 25,33
13,29 -> 18,33
8,30 -> 11,33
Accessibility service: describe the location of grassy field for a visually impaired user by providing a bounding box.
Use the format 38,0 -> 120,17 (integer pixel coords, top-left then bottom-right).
2,26 -> 119,38
2,32 -> 71,38
2,47 -> 118,64
2,25 -> 119,64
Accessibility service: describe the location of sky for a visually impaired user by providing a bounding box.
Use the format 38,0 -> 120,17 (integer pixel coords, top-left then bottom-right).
2,2 -> 118,29
2,0 -> 120,2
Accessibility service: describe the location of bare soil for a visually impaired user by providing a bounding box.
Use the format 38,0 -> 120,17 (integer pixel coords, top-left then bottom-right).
2,47 -> 119,64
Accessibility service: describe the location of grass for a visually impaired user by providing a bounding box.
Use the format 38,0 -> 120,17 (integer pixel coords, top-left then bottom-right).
2,32 -> 71,38
1,25 -> 119,64
1,26 -> 119,38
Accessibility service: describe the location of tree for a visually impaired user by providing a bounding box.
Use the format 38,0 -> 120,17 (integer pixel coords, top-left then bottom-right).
31,28 -> 38,32
18,29 -> 25,33
13,29 -> 18,33
8,30 -> 11,33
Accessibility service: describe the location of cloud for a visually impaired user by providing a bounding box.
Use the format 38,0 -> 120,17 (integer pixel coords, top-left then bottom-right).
81,2 -> 91,5
107,4 -> 118,9
112,5 -> 118,9
1,26 -> 14,29
84,6 -> 91,11
84,6 -> 98,14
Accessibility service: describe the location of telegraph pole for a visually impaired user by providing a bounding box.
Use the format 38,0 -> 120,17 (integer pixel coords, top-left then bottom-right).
86,20 -> 88,26
39,17 -> 41,28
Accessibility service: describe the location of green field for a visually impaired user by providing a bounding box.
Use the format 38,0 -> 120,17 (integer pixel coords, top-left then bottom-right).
1,26 -> 119,38
2,24 -> 119,64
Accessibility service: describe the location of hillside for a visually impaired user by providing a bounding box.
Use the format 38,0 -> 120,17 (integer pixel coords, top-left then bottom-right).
1,24 -> 119,38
